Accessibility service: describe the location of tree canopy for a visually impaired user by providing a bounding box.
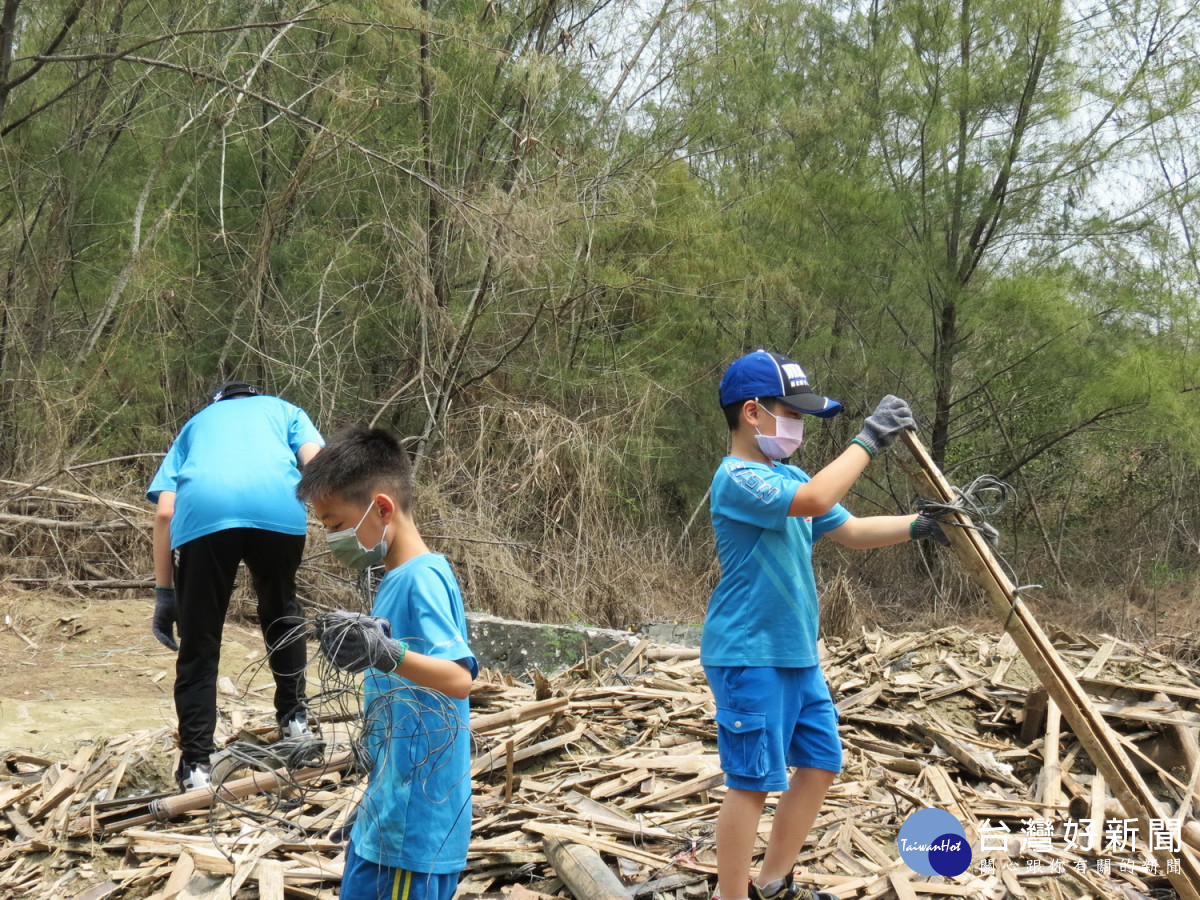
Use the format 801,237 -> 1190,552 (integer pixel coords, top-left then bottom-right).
4,0 -> 1200,627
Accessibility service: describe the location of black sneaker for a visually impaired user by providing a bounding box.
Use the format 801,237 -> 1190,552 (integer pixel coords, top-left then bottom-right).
177,761 -> 212,793
749,874 -> 838,900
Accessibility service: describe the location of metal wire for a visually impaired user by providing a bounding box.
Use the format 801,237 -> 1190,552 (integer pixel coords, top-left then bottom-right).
916,474 -> 1013,547
198,611 -> 473,875
915,474 -> 1034,631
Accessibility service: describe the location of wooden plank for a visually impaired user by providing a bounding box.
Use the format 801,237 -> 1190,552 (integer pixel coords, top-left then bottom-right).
99,748 -> 133,803
910,718 -> 1022,790
162,851 -> 196,898
5,807 -> 40,841
28,743 -> 96,821
0,782 -> 42,814
610,638 -> 651,680
471,697 -> 569,734
1091,700 -> 1200,728
887,871 -> 920,900
472,723 -> 587,776
255,859 -> 286,900
1019,687 -> 1049,744
602,754 -> 720,776
71,882 -> 121,900
1081,677 -> 1200,703
622,771 -> 725,811
1037,698 -> 1062,814
525,821 -> 717,874
561,792 -> 678,841
1079,639 -> 1117,679
510,886 -> 563,900
901,429 -> 1200,900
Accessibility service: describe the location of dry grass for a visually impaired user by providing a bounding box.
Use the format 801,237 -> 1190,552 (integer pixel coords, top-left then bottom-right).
4,419 -> 1200,661
413,392 -> 713,627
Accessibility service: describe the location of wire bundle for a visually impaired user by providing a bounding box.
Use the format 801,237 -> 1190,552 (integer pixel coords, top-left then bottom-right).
916,474 -> 1013,547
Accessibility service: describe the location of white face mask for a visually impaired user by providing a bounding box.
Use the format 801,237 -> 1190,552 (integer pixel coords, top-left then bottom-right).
326,502 -> 388,569
755,403 -> 805,459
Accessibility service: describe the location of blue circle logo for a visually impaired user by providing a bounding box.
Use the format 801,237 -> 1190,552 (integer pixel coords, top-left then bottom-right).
897,808 -> 971,876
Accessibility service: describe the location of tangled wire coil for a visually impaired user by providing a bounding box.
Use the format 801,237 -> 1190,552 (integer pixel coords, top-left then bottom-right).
916,474 -> 1013,548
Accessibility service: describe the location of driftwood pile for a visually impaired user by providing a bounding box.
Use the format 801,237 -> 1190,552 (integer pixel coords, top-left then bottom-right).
2,626 -> 1198,900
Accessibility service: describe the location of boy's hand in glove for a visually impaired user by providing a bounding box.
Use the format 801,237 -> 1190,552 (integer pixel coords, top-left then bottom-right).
854,395 -> 915,457
152,587 -> 180,651
911,510 -> 951,546
317,610 -> 407,674
911,499 -> 1001,548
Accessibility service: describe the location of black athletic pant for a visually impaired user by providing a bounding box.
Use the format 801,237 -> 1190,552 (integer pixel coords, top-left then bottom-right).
174,528 -> 308,766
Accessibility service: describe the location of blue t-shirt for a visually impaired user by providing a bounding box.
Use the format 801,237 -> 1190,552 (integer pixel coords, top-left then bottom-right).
146,396 -> 323,548
701,457 -> 851,668
353,553 -> 478,874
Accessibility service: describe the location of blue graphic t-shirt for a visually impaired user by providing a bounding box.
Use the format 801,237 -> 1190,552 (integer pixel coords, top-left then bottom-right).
146,396 -> 323,548
353,553 -> 478,874
701,457 -> 851,668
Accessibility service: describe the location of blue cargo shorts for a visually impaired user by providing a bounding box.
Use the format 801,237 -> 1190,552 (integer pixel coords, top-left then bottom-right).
705,664 -> 842,792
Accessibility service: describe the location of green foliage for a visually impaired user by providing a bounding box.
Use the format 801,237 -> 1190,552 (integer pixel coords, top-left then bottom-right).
5,0 -> 1200,617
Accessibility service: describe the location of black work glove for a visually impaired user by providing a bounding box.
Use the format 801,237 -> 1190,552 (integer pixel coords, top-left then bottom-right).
152,587 -> 180,651
911,511 -> 951,546
912,499 -> 1001,548
316,610 -> 406,674
854,395 -> 915,457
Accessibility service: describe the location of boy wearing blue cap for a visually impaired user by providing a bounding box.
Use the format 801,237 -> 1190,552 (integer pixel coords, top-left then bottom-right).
705,350 -> 945,900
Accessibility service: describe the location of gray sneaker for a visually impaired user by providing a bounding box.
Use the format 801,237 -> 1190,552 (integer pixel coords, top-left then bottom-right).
177,762 -> 212,793
280,711 -> 312,740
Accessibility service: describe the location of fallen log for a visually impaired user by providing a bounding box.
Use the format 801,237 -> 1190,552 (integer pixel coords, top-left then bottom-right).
543,835 -> 635,900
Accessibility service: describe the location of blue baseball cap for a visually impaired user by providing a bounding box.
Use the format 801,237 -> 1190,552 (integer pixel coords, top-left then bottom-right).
719,349 -> 843,418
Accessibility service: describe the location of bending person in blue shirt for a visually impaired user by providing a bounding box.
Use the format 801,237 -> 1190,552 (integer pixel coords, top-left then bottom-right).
705,351 -> 948,900
298,425 -> 477,900
147,380 -> 324,792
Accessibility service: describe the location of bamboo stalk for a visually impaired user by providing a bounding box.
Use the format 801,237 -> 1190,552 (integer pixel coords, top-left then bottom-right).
542,836 -> 634,900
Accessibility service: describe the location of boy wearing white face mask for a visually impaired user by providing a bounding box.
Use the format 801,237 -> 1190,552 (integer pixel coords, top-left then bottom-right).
704,350 -> 947,900
297,425 -> 477,900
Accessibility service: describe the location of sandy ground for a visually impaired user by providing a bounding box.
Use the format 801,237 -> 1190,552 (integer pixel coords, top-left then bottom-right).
0,590 -> 287,759
4,578 -> 1197,763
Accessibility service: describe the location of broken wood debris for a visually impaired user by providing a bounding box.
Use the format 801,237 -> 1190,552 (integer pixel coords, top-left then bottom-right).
2,624 -> 1199,900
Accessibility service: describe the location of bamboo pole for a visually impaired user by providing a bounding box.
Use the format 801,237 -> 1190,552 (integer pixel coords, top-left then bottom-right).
542,835 -> 635,900
900,430 -> 1200,899
71,751 -> 354,835
1038,699 -> 1062,815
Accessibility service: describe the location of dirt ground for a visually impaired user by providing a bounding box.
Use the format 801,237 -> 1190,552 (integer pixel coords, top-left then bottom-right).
0,589 -> 288,760
5,581 -> 1199,761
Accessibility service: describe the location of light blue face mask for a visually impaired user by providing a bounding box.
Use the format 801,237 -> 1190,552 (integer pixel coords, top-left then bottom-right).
326,502 -> 388,569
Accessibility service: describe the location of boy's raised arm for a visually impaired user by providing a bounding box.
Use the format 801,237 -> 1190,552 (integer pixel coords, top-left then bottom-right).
787,396 -> 914,518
